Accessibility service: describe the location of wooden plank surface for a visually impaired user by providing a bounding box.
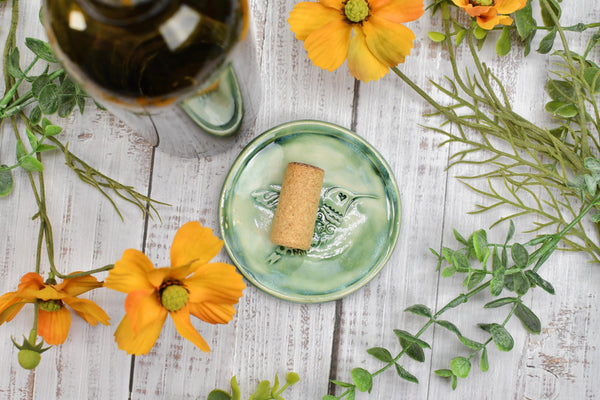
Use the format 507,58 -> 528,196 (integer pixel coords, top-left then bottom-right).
0,0 -> 599,399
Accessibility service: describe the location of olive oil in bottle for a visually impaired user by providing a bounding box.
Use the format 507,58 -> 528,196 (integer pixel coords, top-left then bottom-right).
44,0 -> 245,111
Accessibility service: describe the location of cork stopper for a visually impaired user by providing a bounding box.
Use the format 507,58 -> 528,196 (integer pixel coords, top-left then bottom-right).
270,162 -> 324,250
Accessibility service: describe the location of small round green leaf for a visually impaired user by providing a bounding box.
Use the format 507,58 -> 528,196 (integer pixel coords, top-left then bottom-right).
473,26 -> 487,40
20,156 -> 44,172
285,372 -> 300,385
404,304 -> 432,318
490,323 -> 514,351
351,368 -> 373,393
442,265 -> 456,277
434,369 -> 453,378
30,106 -> 42,125
511,243 -> 529,267
207,390 -> 232,400
450,357 -> 471,378
515,303 -> 542,334
25,37 -> 59,63
38,84 -> 59,115
367,347 -> 394,363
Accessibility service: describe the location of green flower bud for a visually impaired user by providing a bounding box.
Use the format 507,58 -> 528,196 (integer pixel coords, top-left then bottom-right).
38,299 -> 62,312
344,0 -> 369,23
160,284 -> 189,312
18,349 -> 41,370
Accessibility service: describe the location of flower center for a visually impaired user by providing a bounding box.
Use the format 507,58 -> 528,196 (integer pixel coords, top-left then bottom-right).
344,0 -> 369,23
160,284 -> 189,312
470,0 -> 494,5
38,299 -> 62,312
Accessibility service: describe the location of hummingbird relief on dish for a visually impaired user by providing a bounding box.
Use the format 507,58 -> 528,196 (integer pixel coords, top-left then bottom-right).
252,184 -> 377,265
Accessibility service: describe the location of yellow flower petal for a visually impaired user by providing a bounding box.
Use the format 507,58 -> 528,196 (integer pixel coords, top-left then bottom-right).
347,27 -> 390,82
186,262 -> 245,305
362,15 -> 415,67
114,312 -> 167,355
288,2 -> 342,41
57,275 -> 103,297
0,301 -> 26,324
124,288 -> 165,334
188,302 -> 236,325
476,9 -> 504,29
497,15 -> 514,26
35,286 -> 67,301
63,297 -> 110,326
105,249 -> 155,293
318,0 -> 344,9
146,267 -> 171,288
171,307 -> 210,352
304,18 -> 352,71
496,0 -> 527,14
38,306 -> 71,345
169,222 -> 223,269
373,0 -> 424,23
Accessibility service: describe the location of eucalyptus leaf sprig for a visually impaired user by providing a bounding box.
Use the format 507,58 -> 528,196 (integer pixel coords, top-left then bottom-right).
325,162 -> 600,399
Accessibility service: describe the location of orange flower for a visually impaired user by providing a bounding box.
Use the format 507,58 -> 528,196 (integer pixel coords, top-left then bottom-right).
0,273 -> 109,345
288,0 -> 424,82
104,221 -> 245,355
451,0 -> 527,30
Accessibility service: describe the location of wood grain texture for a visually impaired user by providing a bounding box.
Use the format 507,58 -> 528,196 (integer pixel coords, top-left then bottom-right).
1,0 -> 599,399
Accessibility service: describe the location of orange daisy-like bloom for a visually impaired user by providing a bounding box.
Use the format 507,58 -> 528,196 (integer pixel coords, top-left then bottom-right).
452,0 -> 527,30
104,221 -> 245,355
288,0 -> 424,82
0,273 -> 109,345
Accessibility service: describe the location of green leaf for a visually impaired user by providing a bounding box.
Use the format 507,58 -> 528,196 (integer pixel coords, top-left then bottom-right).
537,27 -> 557,54
490,269 -> 505,297
395,364 -> 418,384
436,320 -> 461,337
393,329 -> 431,349
505,221 -> 515,244
30,106 -> 42,125
230,376 -> 241,400
43,124 -> 62,136
7,48 -> 24,79
591,213 -> 600,223
495,26 -> 511,57
524,270 -> 555,294
442,265 -> 456,277
330,380 -> 354,388
450,357 -> 471,378
453,229 -> 468,245
490,323 -> 514,351
547,79 -> 575,103
322,396 -> 337,400
442,247 -> 455,263
467,271 -> 486,290
399,338 -> 425,363
484,297 -> 517,309
404,304 -> 432,318
26,129 -> 38,150
38,84 -> 59,114
58,97 -> 77,118
584,67 -> 600,94
473,26 -> 487,40
0,166 -> 14,197
32,74 -> 50,98
367,347 -> 394,363
207,390 -> 232,400
480,348 -> 489,372
453,252 -> 470,272
250,381 -> 271,400
20,156 -> 44,172
25,38 -> 59,63
514,1 -> 536,40
16,140 -> 28,159
434,369 -> 453,378
351,368 -> 372,393
470,230 -> 488,262
478,323 -> 492,333
459,336 -> 483,350
515,303 -> 542,334
428,32 -> 446,42
511,243 -> 529,267
541,0 -> 561,27
452,374 -> 457,390
545,101 -> 578,118
513,271 -> 530,296
455,29 -> 467,47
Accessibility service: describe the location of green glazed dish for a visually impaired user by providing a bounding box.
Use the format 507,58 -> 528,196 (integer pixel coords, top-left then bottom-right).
219,120 -> 401,303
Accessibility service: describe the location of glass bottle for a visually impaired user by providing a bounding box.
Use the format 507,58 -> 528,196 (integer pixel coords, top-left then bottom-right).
43,0 -> 261,157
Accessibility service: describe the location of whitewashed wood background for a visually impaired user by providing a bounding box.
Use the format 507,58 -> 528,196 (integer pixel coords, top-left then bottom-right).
1,0 -> 599,399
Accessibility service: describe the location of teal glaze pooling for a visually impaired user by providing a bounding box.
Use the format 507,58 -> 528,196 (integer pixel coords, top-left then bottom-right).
219,120 -> 401,303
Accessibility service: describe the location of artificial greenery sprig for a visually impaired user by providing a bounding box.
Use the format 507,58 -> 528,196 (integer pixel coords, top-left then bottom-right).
208,373 -> 300,400
325,162 -> 600,399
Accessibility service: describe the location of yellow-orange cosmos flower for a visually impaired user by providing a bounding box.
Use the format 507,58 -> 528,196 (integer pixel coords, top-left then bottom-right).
452,0 -> 527,30
0,273 -> 108,345
104,221 -> 245,355
288,0 -> 424,82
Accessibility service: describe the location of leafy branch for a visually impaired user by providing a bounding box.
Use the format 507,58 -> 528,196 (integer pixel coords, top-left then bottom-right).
208,373 -> 300,400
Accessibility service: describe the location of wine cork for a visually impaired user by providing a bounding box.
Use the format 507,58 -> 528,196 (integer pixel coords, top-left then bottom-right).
270,162 -> 324,250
